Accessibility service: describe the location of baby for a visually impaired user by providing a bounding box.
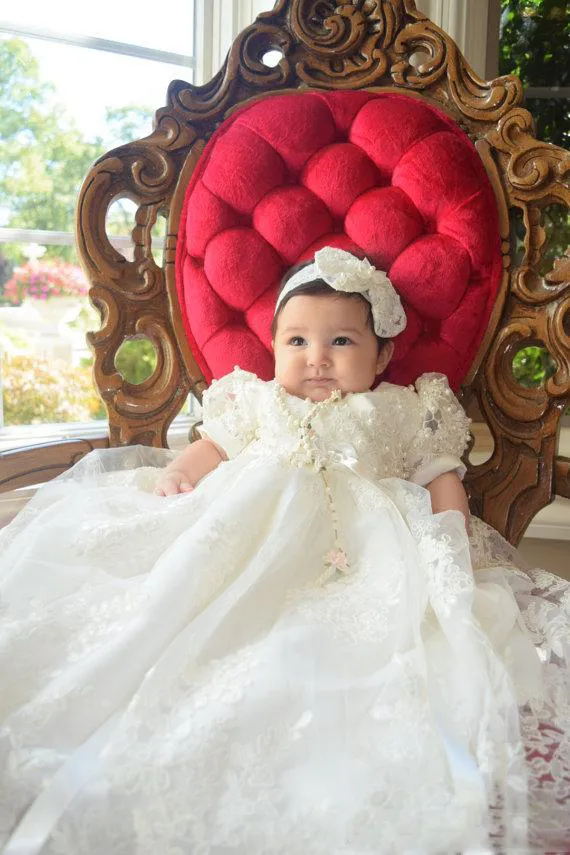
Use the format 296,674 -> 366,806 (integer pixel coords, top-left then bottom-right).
156,247 -> 469,525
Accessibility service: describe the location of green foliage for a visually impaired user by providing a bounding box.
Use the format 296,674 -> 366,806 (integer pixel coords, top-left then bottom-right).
500,2 -> 569,392
105,105 -> 153,149
0,42 -> 91,261
0,39 -> 154,269
0,319 -> 30,353
0,41 -> 103,264
0,39 -> 52,146
500,1 -> 569,146
499,2 -> 569,88
2,353 -> 105,425
512,346 -> 556,388
539,204 -> 570,274
0,255 -> 15,305
114,337 -> 158,385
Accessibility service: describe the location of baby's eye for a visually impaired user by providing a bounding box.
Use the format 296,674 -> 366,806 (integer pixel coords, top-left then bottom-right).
288,336 -> 306,346
332,336 -> 352,346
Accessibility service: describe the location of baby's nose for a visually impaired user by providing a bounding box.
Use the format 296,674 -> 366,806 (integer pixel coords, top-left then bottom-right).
307,345 -> 330,366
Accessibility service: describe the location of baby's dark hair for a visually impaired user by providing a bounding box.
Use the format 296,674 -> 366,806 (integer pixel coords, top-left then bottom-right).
271,259 -> 389,351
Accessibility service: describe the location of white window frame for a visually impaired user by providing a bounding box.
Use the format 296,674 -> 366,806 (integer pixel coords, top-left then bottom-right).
0,21 -> 196,68
525,87 -> 570,100
194,0 -> 274,83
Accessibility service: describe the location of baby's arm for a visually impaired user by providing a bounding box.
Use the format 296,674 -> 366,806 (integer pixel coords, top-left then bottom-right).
155,439 -> 226,496
426,471 -> 470,530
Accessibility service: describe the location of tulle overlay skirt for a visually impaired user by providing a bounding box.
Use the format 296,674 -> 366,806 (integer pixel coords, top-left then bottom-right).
0,447 -> 569,854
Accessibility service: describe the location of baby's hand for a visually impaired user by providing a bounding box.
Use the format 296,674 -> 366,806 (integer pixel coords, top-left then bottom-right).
154,469 -> 195,497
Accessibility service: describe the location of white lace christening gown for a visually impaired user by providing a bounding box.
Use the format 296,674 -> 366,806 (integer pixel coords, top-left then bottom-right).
1,369 -> 569,855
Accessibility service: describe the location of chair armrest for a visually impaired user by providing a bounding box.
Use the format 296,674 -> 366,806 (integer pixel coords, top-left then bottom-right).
0,438 -> 109,493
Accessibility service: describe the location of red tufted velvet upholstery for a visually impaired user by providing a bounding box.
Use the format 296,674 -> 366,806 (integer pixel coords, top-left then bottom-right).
176,91 -> 502,390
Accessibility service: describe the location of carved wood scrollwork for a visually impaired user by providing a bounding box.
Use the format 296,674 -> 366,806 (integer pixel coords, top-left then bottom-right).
392,20 -> 523,122
76,0 -> 570,543
464,109 -> 570,544
76,120 -> 199,447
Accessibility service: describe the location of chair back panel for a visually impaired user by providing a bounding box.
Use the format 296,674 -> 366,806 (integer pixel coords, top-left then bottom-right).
176,90 -> 502,391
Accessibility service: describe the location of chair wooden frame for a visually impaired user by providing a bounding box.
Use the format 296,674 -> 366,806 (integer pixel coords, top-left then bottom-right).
4,0 -> 569,545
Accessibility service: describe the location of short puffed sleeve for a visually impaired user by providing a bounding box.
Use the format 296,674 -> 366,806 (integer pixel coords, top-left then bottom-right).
199,368 -> 261,459
404,373 -> 471,487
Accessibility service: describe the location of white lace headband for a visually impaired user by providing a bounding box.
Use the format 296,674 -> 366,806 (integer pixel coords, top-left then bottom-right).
275,247 -> 407,338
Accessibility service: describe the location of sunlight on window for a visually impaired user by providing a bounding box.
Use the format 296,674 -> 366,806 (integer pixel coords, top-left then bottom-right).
0,8 -> 195,431
0,243 -> 104,425
11,0 -> 195,56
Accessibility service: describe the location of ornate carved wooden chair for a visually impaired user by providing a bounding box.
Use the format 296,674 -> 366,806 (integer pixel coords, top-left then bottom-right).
3,0 -> 569,547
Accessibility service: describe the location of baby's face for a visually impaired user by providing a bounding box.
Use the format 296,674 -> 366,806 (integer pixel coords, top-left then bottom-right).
273,294 -> 392,401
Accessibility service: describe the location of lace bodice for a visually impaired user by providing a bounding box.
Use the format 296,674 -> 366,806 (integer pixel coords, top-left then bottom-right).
201,368 -> 471,486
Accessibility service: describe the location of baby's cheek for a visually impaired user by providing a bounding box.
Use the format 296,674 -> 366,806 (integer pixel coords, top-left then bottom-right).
274,356 -> 286,384
274,363 -> 291,390
276,352 -> 297,376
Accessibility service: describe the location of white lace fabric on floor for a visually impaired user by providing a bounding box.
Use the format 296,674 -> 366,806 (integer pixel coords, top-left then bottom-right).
0,370 -> 569,854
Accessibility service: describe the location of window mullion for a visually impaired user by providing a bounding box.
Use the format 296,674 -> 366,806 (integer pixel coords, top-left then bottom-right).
525,87 -> 570,100
194,0 -> 274,84
0,22 -> 194,67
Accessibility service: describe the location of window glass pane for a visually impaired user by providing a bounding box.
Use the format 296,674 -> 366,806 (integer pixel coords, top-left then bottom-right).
499,4 -> 569,264
0,242 -> 105,426
1,36 -> 193,146
0,32 -> 193,430
0,241 -> 199,429
499,1 -> 569,87
524,97 -> 570,150
8,0 -> 195,56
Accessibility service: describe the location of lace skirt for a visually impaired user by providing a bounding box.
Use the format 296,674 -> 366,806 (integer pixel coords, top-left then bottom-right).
0,447 -> 569,854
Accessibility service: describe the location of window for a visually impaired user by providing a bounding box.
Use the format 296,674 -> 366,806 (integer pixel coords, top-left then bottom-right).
0,5 -> 196,438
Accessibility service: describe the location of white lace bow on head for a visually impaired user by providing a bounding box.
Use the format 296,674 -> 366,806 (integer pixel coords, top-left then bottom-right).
275,246 -> 407,338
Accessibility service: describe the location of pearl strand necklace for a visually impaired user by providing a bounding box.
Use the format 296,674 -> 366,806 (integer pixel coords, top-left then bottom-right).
274,384 -> 351,585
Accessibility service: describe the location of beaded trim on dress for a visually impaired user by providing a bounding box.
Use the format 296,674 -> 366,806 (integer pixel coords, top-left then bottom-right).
273,383 -> 351,583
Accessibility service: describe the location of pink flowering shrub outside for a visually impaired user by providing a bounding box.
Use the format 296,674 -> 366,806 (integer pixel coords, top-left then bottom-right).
3,261 -> 88,304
